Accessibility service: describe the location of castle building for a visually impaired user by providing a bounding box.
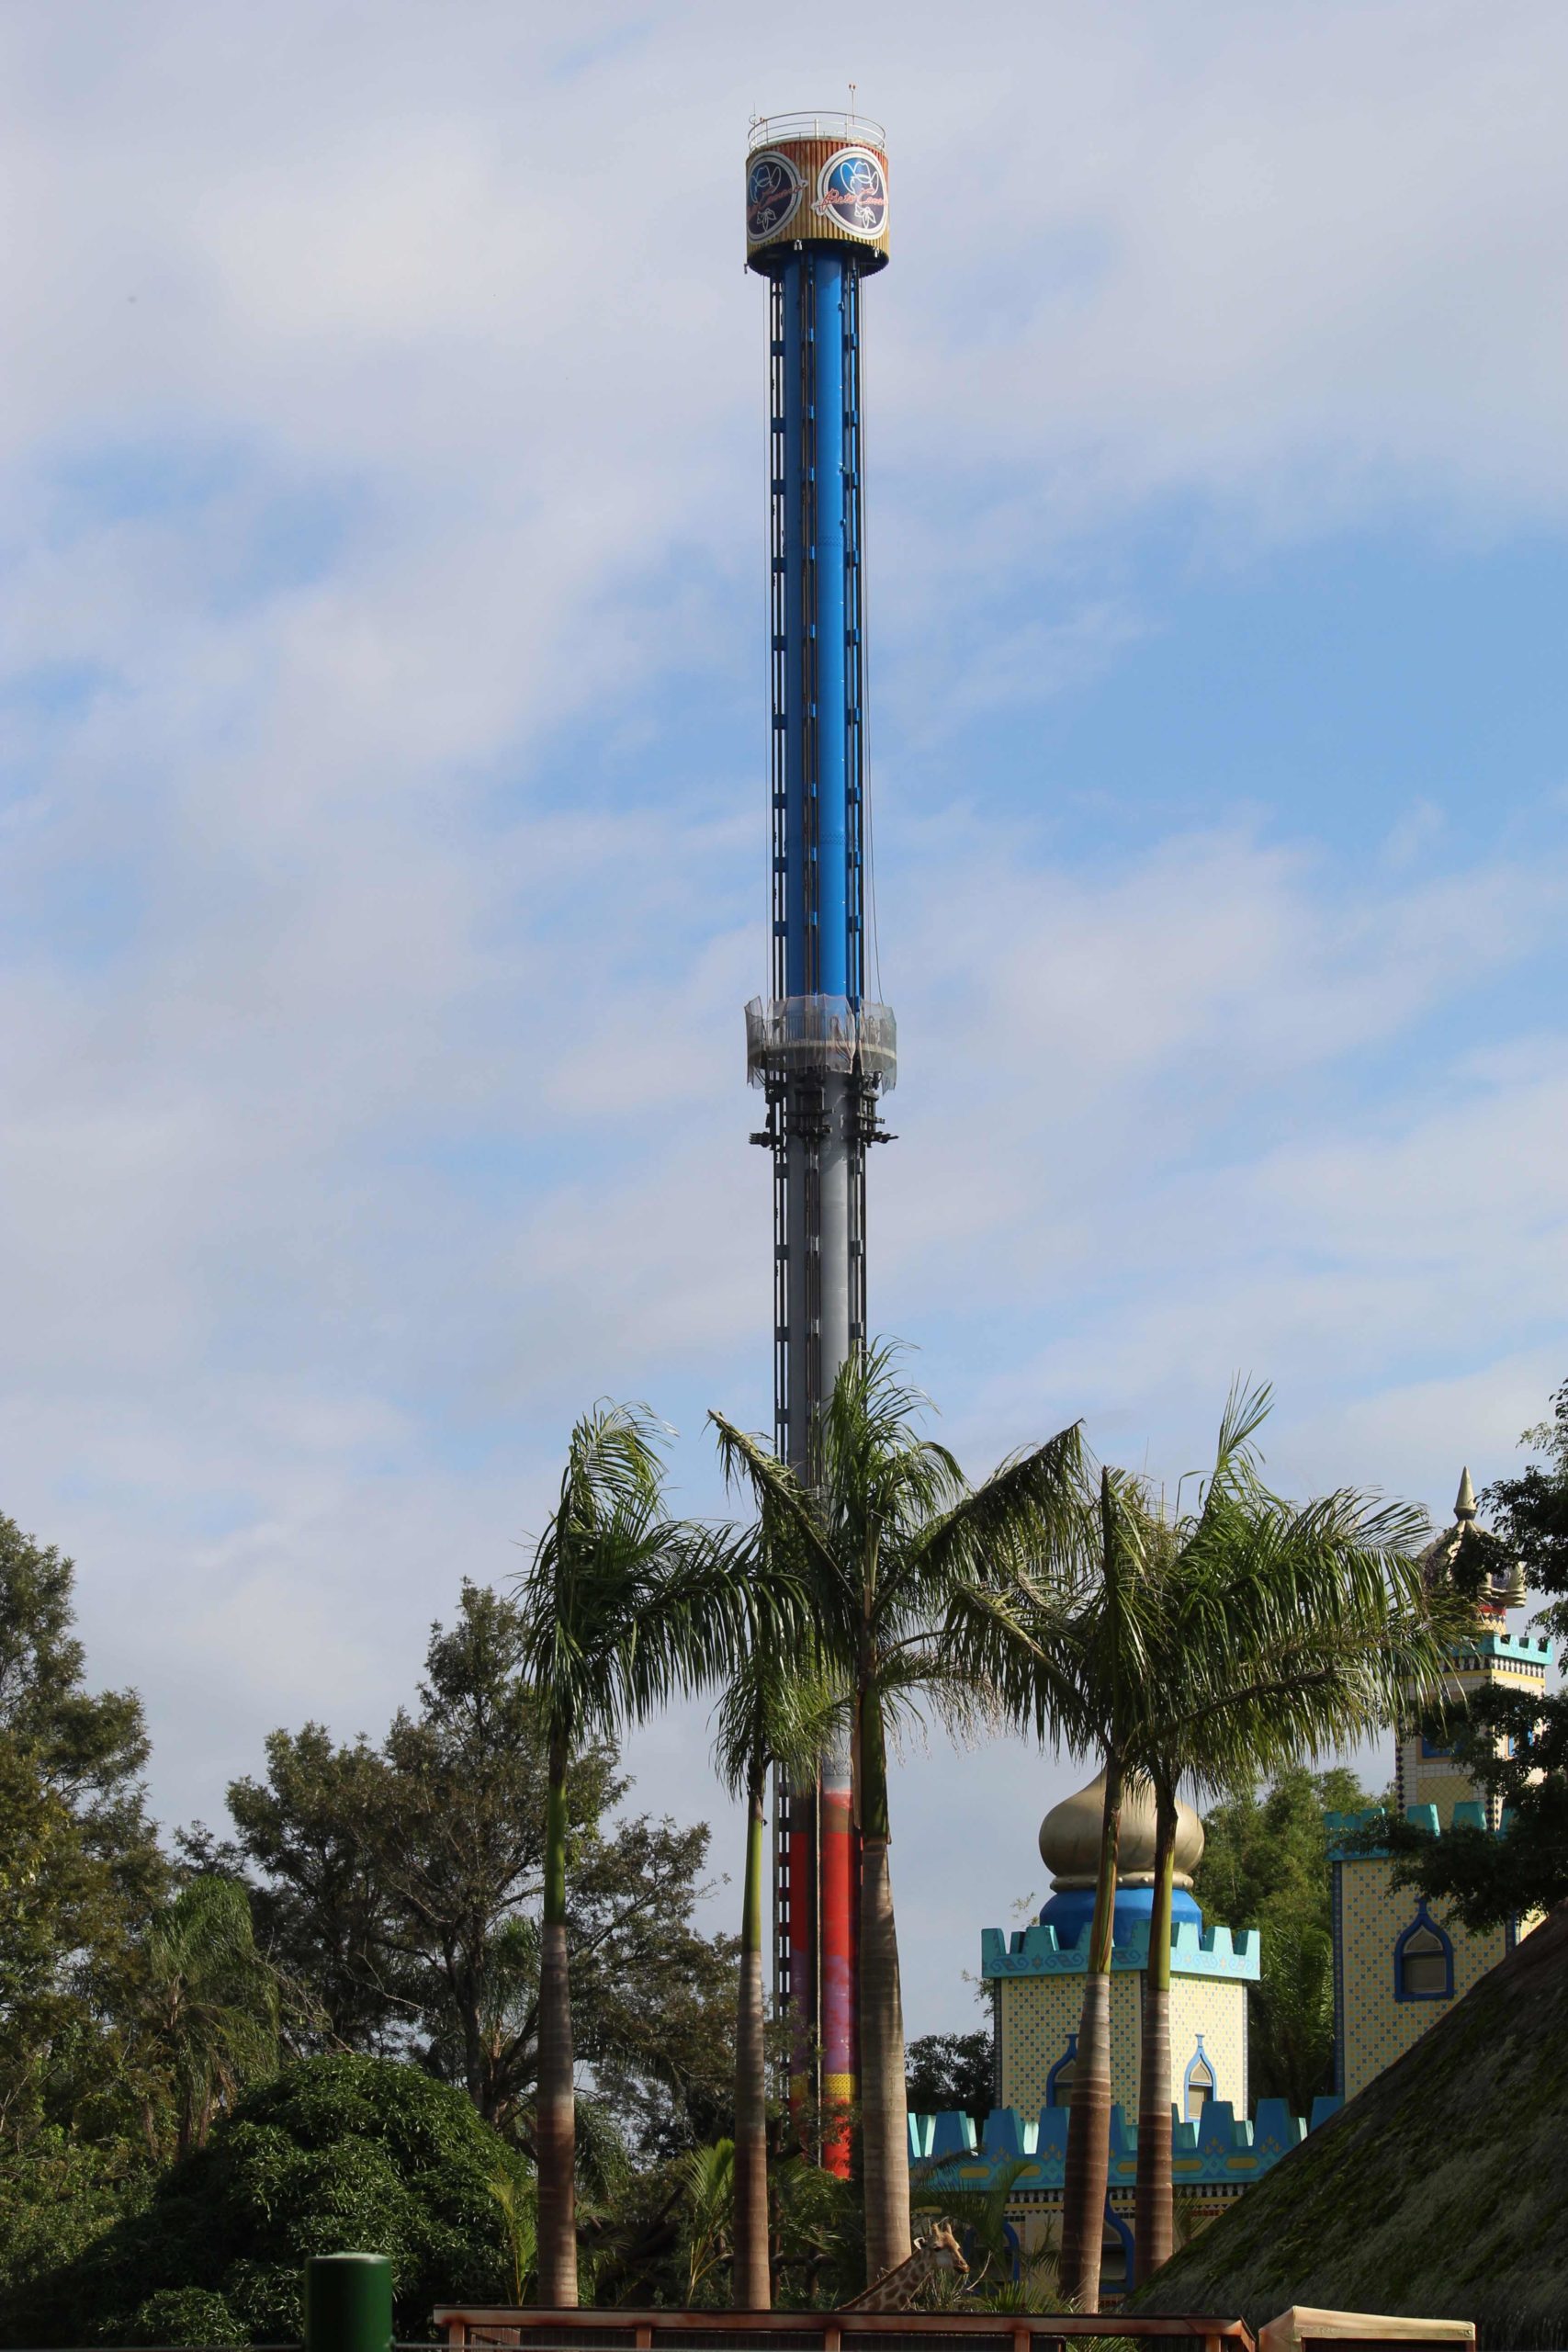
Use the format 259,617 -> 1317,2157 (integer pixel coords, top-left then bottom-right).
1328,1469 -> 1552,2101
958,1766 -> 1280,2290
987,1770 -> 1256,2122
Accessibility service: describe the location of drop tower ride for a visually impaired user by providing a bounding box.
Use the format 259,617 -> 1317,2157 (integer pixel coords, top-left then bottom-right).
742,113 -> 897,2164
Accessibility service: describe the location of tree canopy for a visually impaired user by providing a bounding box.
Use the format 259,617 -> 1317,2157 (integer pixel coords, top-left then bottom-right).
215,1581 -> 739,2154
3,2052 -> 533,2346
0,1514 -> 166,2160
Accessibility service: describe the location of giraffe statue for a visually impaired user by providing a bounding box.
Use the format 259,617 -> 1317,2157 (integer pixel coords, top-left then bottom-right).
838,2220 -> 970,2312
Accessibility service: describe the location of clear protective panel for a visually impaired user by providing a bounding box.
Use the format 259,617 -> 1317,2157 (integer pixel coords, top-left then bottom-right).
744,995 -> 897,1090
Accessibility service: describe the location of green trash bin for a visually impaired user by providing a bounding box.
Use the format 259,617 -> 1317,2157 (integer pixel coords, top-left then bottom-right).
304,2253 -> 394,2352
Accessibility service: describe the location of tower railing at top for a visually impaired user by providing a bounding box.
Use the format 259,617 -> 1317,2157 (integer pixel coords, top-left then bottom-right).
748,110 -> 887,151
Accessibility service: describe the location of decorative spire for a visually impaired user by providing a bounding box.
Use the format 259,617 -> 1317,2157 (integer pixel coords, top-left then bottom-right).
1455,1466 -> 1477,1522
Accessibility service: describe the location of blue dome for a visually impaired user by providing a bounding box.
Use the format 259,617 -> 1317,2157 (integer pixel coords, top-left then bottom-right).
1039,1883 -> 1203,1941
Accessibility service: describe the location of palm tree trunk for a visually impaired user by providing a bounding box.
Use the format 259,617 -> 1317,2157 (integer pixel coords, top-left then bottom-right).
733,1767 -> 772,2310
857,1686 -> 911,2288
536,1736 -> 578,2307
1061,1748 -> 1122,2310
1134,1781 -> 1177,2286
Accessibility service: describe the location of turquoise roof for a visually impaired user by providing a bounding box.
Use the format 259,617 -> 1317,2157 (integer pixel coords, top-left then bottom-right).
1327,1801 -> 1515,1860
1473,1631 -> 1553,1665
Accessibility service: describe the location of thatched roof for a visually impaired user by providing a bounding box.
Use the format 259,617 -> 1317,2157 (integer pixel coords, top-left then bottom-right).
1130,1905 -> 1568,2348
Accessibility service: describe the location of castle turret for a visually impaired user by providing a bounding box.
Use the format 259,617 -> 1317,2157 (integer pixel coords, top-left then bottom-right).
1330,1464 -> 1553,2100
1398,1467 -> 1540,1828
985,1768 -> 1256,2126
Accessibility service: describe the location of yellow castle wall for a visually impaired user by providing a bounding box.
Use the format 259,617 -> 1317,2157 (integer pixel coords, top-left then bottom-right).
1336,1853 -> 1514,2100
997,1972 -> 1132,2112
1168,1972 -> 1248,2116
997,1968 -> 1248,2118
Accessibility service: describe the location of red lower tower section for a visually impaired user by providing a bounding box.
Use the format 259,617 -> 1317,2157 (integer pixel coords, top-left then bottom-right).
778,1767 -> 860,2174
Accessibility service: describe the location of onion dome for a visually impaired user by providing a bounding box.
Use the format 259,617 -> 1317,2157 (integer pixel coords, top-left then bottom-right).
1419,1465 -> 1527,1617
1036,1768 -> 1205,1939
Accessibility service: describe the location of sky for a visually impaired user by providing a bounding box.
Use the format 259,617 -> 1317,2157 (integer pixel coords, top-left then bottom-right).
1,0 -> 1566,2041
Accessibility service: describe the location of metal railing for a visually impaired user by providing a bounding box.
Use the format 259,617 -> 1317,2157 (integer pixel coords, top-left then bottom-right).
434,2312 -> 1255,2352
748,114 -> 887,153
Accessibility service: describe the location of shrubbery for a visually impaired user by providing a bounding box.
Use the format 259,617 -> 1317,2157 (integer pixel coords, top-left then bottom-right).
3,2055 -> 531,2346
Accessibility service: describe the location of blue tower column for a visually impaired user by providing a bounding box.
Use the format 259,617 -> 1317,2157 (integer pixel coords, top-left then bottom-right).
809,253 -> 852,1005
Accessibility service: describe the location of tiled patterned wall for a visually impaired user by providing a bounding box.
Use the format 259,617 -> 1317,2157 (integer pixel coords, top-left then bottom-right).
1168,1973 -> 1247,2116
1335,1853 -> 1509,2099
998,1967 -> 1247,2115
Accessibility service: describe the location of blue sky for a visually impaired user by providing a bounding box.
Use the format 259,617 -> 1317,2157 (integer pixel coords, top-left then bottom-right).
1,0 -> 1565,2036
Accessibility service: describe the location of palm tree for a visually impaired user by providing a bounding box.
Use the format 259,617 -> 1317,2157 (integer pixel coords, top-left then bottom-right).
712,1344 -> 1085,2286
139,1875 -> 282,2160
489,2165 -> 538,2306
676,2139 -> 737,2303
709,1616 -> 837,2309
1000,1391 -> 1457,2304
514,1403 -> 724,2308
1045,1465 -> 1147,2314
1123,1436 -> 1457,2282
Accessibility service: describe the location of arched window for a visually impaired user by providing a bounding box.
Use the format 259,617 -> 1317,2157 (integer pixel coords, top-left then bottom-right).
1183,2038 -> 1216,2120
1046,2034 -> 1078,2108
1393,1909 -> 1453,2001
1100,2205 -> 1134,2290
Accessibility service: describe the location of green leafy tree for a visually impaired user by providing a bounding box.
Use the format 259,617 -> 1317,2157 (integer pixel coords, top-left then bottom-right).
488,2165 -> 537,2305
905,2031 -> 995,2124
674,2139 -> 735,2303
1373,1684 -> 1568,1928
768,2153 -> 863,2310
224,1584 -> 737,2159
3,2052 -> 533,2346
712,1345 -> 1085,2289
1484,1378 -> 1568,1637
196,1725 -> 411,2055
911,2154 -> 1036,2297
0,1515 -> 165,2154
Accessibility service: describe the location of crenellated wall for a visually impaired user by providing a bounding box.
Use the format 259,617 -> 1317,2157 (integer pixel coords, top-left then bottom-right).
907,2096 -> 1343,2294
985,1916 -> 1258,2119
982,1918 -> 1259,1978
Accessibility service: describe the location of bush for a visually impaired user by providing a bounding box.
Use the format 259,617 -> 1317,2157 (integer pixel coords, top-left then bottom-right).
1,2055 -> 532,2346
126,2288 -> 250,2347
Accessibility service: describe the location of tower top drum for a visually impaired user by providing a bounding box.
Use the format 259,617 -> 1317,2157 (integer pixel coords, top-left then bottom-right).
745,113 -> 891,273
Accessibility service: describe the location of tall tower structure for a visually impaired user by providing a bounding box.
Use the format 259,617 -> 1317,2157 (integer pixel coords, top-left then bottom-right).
742,113 -> 897,2161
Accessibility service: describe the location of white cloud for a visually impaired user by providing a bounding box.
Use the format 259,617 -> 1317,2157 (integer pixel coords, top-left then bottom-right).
0,0 -> 1565,2039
